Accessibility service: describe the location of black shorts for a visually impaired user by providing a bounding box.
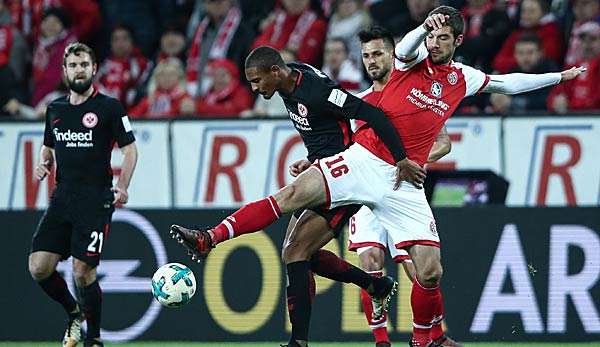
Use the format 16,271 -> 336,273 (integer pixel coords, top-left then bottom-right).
293,204 -> 362,238
31,184 -> 115,267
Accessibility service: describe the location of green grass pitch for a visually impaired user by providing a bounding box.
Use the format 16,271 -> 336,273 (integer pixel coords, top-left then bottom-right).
1,343 -> 600,347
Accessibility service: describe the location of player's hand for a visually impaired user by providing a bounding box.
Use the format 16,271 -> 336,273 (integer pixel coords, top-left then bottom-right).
289,159 -> 312,177
395,158 -> 426,190
560,66 -> 586,82
423,14 -> 449,32
34,160 -> 51,180
112,186 -> 129,205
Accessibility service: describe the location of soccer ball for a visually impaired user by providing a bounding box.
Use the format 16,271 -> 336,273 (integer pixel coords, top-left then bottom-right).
151,263 -> 196,308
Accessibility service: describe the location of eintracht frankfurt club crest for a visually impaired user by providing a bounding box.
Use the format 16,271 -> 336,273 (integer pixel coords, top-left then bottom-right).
298,103 -> 308,117
82,112 -> 98,128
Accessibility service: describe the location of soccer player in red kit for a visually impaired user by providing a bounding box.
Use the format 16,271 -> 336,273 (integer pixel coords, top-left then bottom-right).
350,26 -> 453,347
173,6 -> 585,347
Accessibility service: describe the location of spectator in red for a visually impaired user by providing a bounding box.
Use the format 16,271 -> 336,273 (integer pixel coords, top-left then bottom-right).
6,0 -> 99,44
548,21 -> 600,113
564,0 -> 600,66
95,24 -> 151,110
31,7 -> 76,106
493,0 -> 563,73
489,33 -> 557,114
252,0 -> 327,66
321,37 -> 364,94
455,0 -> 511,72
0,0 -> 28,88
186,0 -> 253,98
196,58 -> 254,117
130,58 -> 195,119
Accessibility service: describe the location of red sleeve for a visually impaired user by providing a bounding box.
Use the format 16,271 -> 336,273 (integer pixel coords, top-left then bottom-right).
61,0 -> 101,40
492,31 -> 518,73
295,19 -> 327,66
129,98 -> 149,118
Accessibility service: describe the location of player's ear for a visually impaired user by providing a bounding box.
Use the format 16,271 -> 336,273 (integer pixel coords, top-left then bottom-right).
454,34 -> 464,47
270,64 -> 281,75
92,63 -> 98,76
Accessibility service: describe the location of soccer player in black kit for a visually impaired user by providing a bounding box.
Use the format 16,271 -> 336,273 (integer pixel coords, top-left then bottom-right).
28,43 -> 138,347
171,46 -> 425,347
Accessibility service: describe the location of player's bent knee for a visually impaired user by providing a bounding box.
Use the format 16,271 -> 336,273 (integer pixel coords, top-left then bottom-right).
359,248 -> 385,271
417,264 -> 443,286
282,241 -> 309,264
28,261 -> 53,281
28,253 -> 56,281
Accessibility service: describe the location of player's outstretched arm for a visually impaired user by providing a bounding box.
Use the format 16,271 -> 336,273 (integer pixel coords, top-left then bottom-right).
427,126 -> 451,163
483,66 -> 586,95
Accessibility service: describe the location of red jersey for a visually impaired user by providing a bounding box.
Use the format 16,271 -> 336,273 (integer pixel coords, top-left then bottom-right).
354,46 -> 489,166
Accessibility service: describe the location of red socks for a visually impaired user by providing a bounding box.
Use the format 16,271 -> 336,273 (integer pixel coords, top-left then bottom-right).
360,271 -> 390,345
211,196 -> 281,244
411,279 -> 445,344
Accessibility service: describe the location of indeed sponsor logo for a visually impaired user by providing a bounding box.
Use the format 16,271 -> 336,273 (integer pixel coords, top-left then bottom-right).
53,129 -> 93,142
287,110 -> 312,131
410,88 -> 450,111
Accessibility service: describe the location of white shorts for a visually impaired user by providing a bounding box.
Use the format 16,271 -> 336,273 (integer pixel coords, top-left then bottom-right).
349,206 -> 411,263
316,143 -> 440,249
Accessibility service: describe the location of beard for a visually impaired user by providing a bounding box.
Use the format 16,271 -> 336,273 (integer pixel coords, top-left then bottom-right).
368,66 -> 390,82
67,76 -> 93,94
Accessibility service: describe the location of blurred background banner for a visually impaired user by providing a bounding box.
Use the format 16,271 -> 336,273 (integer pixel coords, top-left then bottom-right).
3,207 -> 599,342
2,116 -> 599,210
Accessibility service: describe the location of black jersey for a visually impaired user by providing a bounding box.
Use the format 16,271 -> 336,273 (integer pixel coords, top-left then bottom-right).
280,62 -> 363,162
43,91 -> 136,187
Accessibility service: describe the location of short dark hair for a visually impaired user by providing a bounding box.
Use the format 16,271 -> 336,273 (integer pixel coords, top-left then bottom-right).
428,6 -> 464,39
245,46 -> 286,71
63,42 -> 97,66
515,32 -> 542,49
326,37 -> 349,54
358,26 -> 395,49
111,23 -> 135,41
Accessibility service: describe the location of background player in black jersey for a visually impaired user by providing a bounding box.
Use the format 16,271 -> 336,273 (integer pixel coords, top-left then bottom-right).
171,46 -> 425,347
28,43 -> 138,347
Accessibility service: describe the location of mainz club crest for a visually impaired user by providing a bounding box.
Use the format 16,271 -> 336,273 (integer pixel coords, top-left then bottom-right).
298,103 -> 308,117
82,112 -> 98,128
447,71 -> 458,85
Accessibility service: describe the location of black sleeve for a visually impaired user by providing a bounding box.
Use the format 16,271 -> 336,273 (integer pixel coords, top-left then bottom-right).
320,86 -> 407,163
43,105 -> 55,148
109,99 -> 136,147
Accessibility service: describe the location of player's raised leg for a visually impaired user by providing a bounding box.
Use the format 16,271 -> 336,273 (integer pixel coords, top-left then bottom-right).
171,166 -> 328,260
29,251 -> 83,347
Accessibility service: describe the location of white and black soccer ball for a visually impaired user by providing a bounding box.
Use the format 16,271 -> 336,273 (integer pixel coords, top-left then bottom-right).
151,263 -> 196,308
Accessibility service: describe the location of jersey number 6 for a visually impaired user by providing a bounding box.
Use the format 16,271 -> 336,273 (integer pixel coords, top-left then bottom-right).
325,155 -> 349,178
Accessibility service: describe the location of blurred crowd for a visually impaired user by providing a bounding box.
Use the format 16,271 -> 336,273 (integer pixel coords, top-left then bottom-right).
0,0 -> 599,119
